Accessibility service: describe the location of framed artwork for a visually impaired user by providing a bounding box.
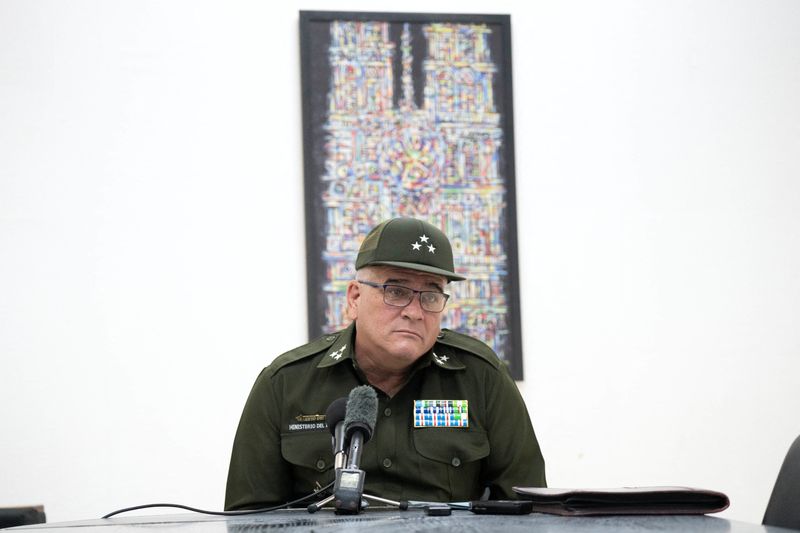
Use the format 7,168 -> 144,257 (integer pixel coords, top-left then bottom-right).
300,11 -> 525,379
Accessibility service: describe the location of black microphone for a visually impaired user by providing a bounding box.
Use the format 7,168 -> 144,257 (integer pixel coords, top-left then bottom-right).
334,385 -> 378,513
344,385 -> 378,468
325,397 -> 348,470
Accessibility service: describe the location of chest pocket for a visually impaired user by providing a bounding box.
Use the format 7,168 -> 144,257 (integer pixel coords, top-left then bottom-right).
280,431 -> 334,474
412,428 -> 490,500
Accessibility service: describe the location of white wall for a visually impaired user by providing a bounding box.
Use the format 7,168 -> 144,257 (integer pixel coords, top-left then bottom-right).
2,0 -> 799,525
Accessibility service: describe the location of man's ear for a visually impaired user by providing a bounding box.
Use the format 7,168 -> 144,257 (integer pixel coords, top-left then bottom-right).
345,280 -> 361,320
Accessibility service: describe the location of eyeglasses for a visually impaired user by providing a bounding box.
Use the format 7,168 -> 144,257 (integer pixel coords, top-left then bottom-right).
357,280 -> 450,313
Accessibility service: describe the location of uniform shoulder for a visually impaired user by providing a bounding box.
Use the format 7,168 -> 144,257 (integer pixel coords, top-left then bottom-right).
436,329 -> 501,369
262,331 -> 341,378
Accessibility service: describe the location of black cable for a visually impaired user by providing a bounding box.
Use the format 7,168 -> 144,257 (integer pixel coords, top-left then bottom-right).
102,481 -> 335,519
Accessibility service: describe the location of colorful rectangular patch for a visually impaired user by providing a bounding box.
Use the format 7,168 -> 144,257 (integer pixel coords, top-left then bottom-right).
414,400 -> 469,428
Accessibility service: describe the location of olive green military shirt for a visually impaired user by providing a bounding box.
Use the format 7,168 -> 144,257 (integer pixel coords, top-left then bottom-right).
224,323 -> 546,510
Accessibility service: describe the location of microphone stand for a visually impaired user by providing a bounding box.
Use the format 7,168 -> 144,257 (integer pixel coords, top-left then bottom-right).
307,436 -> 408,513
307,479 -> 408,513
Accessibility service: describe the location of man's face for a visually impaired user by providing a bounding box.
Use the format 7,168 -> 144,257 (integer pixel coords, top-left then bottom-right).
347,266 -> 447,370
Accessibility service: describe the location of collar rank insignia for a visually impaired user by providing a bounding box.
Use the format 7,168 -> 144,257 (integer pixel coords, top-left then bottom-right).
414,400 -> 469,428
329,345 -> 346,360
432,352 -> 449,366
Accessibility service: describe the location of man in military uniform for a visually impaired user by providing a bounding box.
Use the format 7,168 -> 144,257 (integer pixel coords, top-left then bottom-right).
225,217 -> 546,510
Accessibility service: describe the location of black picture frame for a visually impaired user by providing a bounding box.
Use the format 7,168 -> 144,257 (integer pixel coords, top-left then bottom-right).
299,10 -> 524,379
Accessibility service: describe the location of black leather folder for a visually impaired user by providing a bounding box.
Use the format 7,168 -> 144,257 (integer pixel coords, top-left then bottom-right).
511,486 -> 730,516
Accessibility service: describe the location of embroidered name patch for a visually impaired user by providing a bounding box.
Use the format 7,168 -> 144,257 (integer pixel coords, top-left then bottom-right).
287,422 -> 326,432
414,400 -> 469,428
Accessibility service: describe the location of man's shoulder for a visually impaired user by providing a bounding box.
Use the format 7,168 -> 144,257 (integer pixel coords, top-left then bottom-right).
263,330 -> 343,377
435,329 -> 501,370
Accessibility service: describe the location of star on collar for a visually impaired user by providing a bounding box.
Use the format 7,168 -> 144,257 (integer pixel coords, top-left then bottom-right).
329,345 -> 347,360
432,352 -> 449,366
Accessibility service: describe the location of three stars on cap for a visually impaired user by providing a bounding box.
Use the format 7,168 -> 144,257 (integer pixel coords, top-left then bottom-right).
411,234 -> 435,254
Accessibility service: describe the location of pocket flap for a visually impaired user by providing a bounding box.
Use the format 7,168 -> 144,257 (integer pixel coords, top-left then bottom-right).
413,428 -> 490,465
280,431 -> 333,472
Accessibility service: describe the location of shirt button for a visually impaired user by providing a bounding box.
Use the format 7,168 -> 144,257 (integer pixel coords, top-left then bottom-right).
451,457 -> 461,467
384,408 -> 392,417
316,459 -> 326,470
382,458 -> 392,468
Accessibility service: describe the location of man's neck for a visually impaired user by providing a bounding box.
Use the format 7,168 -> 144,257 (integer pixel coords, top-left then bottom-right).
353,350 -> 415,398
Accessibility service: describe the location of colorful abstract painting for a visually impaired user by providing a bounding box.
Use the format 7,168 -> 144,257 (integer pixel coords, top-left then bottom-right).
300,12 -> 524,378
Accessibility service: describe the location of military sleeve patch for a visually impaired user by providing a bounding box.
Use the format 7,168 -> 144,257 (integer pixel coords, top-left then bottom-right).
413,400 -> 469,428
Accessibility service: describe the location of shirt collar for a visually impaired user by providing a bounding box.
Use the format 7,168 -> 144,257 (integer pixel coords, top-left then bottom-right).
316,323 -> 465,371
427,340 -> 465,371
317,322 -> 357,368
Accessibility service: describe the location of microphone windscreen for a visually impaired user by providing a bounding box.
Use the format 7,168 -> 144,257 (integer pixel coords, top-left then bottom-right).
325,397 -> 349,436
344,385 -> 378,441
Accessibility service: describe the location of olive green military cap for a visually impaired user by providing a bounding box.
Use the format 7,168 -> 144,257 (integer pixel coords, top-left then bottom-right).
355,217 -> 466,281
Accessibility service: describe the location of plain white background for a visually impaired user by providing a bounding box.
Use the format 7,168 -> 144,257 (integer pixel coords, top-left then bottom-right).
1,0 -> 799,525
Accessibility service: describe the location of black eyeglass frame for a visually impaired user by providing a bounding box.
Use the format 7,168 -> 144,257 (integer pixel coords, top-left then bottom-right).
357,280 -> 450,313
